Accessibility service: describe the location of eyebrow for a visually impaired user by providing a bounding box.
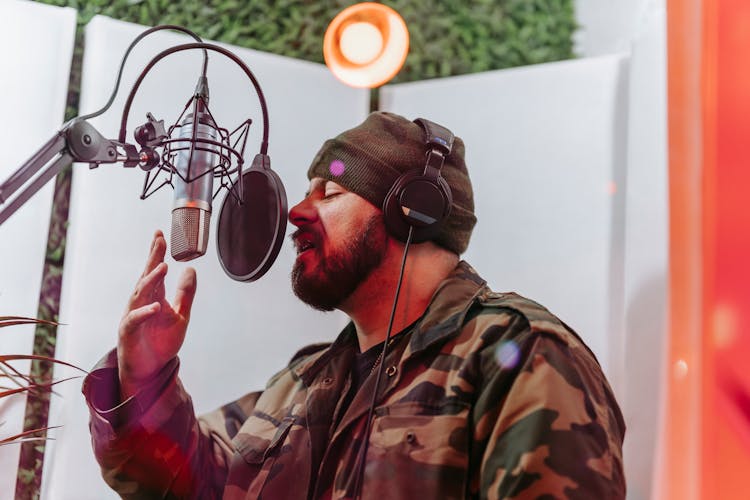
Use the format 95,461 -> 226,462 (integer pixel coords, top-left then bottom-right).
303,179 -> 328,198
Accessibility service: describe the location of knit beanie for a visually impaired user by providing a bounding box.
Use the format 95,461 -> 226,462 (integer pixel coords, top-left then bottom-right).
306,112 -> 476,255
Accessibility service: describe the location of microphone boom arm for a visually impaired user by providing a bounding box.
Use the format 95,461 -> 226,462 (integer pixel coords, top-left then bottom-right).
0,24 -> 209,229
0,32 -> 270,231
0,119 -> 141,227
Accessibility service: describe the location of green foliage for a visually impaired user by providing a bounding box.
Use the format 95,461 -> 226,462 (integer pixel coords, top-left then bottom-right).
35,0 -> 576,83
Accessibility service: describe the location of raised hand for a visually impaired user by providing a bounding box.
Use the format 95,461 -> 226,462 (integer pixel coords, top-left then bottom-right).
117,230 -> 197,400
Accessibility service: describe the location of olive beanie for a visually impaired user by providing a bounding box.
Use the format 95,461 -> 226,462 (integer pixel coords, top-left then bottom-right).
306,111 -> 476,255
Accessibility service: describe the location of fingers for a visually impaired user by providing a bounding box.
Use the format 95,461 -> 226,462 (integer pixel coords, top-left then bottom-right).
174,267 -> 197,320
120,302 -> 160,335
142,230 -> 167,278
130,262 -> 168,309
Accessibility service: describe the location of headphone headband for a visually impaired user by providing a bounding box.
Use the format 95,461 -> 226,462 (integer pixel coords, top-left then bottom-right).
382,118 -> 454,243
414,118 -> 454,156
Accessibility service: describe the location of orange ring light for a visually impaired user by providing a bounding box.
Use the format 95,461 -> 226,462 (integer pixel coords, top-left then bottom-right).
324,3 -> 409,88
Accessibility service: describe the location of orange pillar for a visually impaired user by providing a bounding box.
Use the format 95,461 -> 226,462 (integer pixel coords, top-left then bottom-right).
663,0 -> 750,498
660,1 -> 704,498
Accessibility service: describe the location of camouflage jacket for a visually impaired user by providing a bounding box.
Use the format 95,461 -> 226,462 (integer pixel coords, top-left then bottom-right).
83,261 -> 625,499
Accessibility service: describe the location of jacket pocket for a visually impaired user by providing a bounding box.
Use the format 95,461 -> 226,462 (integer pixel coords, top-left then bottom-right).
365,402 -> 470,500
233,415 -> 293,465
227,415 -> 294,498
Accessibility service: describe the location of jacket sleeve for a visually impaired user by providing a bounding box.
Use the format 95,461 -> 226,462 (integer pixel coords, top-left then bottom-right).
82,349 -> 260,499
474,327 -> 626,499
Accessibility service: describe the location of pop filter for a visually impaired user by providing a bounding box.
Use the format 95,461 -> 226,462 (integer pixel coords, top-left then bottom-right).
217,154 -> 287,282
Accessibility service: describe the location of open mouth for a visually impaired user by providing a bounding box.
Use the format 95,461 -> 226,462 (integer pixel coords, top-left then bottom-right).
293,232 -> 318,256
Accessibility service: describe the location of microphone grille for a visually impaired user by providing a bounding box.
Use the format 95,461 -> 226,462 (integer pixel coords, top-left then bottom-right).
171,207 -> 210,261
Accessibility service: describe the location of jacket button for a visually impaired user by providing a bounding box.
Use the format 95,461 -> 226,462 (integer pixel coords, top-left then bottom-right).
386,365 -> 397,377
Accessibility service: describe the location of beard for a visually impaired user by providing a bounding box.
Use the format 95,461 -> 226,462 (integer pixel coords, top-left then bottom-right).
291,214 -> 387,311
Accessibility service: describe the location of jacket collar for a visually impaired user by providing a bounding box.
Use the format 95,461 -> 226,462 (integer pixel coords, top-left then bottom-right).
407,260 -> 486,355
293,261 -> 487,384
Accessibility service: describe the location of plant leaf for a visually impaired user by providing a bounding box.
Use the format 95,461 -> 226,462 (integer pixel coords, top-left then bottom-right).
0,425 -> 61,446
0,316 -> 58,329
0,355 -> 87,374
0,376 -> 82,398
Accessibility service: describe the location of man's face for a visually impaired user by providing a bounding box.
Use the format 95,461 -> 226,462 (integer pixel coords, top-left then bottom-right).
289,178 -> 388,311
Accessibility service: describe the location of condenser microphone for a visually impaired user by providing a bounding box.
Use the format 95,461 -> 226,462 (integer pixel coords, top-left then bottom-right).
171,100 -> 220,261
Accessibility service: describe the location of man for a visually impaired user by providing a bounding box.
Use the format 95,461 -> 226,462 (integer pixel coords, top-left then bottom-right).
84,112 -> 626,499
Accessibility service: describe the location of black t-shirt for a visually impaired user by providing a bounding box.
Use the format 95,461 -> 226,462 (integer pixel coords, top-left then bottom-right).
332,320 -> 417,432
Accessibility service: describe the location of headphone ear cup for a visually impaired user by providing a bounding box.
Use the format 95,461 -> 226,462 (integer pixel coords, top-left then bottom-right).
383,170 -> 452,243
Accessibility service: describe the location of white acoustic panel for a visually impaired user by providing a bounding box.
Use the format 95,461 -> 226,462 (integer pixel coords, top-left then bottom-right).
574,0 -> 664,57
383,50 -> 670,500
620,6 -> 668,500
45,15 -> 368,499
381,54 -> 629,386
0,0 -> 76,495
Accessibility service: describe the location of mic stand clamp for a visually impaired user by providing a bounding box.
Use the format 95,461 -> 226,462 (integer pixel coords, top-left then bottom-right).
66,119 -> 145,169
133,112 -> 167,171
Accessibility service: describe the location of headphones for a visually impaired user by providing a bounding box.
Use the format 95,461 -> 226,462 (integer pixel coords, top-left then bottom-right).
382,118 -> 454,244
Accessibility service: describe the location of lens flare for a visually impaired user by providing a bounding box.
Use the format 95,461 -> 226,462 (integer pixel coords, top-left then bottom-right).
495,341 -> 521,371
674,359 -> 689,379
329,160 -> 346,176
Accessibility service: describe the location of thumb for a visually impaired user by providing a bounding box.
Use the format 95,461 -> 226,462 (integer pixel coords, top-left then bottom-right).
174,267 -> 197,320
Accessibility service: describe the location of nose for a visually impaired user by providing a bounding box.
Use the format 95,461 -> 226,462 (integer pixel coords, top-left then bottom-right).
289,195 -> 317,228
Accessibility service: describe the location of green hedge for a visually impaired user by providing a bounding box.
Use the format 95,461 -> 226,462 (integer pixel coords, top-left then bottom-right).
37,0 -> 576,83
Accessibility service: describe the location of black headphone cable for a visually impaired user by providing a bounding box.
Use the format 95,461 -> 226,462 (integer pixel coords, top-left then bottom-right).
351,225 -> 414,500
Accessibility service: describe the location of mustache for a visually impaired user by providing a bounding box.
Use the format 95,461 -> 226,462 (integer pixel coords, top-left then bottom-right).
289,228 -> 322,249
